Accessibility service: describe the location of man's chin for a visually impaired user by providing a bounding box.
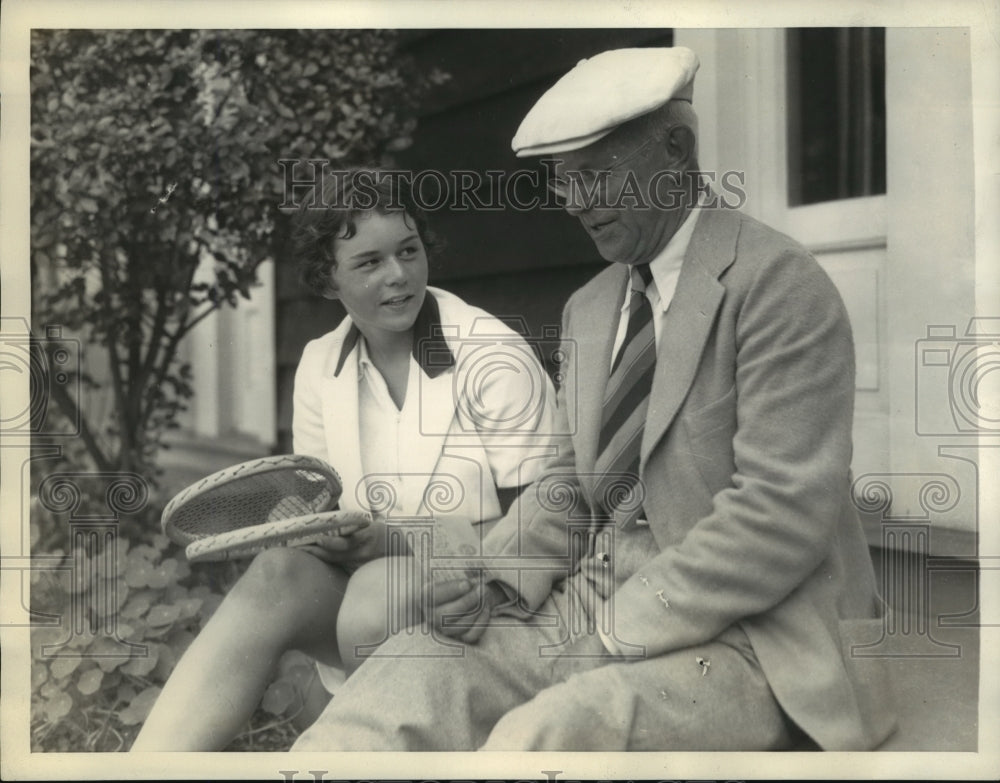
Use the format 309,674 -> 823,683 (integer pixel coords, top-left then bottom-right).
589,230 -> 636,266
594,246 -> 633,266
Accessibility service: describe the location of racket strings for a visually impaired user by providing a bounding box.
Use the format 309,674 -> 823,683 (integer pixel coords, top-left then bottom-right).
169,468 -> 338,538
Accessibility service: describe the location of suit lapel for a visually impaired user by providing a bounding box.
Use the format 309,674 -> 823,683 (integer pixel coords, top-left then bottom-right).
640,208 -> 740,468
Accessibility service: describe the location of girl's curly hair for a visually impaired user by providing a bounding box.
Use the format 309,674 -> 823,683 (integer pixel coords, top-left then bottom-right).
292,167 -> 443,294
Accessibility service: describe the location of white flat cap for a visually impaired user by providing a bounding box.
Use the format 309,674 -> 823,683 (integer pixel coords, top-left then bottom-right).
512,47 -> 699,157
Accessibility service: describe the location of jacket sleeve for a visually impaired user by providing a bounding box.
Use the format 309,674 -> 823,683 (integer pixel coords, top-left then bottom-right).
608,249 -> 857,657
480,296 -> 592,610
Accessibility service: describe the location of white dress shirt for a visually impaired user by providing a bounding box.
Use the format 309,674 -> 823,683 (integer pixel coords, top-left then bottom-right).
357,337 -> 425,516
609,203 -> 703,369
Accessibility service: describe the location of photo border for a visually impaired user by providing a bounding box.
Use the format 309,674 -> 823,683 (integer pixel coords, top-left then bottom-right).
2,0 -> 998,779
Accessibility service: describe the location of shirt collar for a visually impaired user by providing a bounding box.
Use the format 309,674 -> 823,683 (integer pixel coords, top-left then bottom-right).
333,291 -> 455,378
639,202 -> 703,311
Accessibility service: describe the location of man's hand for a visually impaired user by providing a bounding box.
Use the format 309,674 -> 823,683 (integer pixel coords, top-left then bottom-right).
297,516 -> 388,568
422,571 -> 507,645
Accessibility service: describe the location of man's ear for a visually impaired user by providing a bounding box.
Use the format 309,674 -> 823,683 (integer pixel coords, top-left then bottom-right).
664,125 -> 696,169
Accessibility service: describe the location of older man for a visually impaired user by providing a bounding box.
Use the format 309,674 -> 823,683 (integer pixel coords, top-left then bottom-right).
293,46 -> 896,752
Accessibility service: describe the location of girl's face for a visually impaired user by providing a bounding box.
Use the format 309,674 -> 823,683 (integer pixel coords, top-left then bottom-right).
327,211 -> 429,343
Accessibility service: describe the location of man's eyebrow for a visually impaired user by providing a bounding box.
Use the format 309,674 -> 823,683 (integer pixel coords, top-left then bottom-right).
557,155 -> 592,171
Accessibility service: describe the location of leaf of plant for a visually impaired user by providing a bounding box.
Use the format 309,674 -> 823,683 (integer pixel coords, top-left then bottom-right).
93,577 -> 129,618
192,595 -> 223,629
77,667 -> 104,695
115,540 -> 131,575
121,647 -> 159,677
116,683 -> 137,704
124,557 -> 155,589
129,544 -> 160,563
276,648 -> 312,676
146,603 -> 181,627
152,533 -> 171,551
165,628 -> 196,658
49,656 -> 82,680
116,622 -> 135,639
146,559 -> 176,589
174,557 -> 191,581
42,691 -> 73,722
67,629 -> 96,649
31,625 -> 64,653
118,686 -> 161,726
122,593 -> 153,620
175,597 -> 203,620
260,678 -> 297,716
152,642 -> 178,681
40,678 -> 62,700
164,581 -> 188,604
89,637 -> 138,672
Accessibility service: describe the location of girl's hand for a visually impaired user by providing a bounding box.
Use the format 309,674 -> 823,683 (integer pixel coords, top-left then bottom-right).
422,571 -> 506,645
297,516 -> 388,568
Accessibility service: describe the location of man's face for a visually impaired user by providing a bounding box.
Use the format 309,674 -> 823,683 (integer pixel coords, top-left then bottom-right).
552,125 -> 688,266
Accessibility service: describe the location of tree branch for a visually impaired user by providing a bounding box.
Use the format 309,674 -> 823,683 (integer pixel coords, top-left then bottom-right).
174,300 -> 223,340
47,375 -> 114,472
96,249 -> 130,461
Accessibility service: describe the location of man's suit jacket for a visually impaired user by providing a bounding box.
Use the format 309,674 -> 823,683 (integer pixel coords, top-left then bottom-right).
484,207 -> 897,750
293,286 -> 557,555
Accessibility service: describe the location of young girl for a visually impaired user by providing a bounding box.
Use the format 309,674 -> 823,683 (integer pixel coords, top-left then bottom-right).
132,169 -> 558,751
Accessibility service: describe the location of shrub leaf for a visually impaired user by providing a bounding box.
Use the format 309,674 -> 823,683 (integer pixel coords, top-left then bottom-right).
77,667 -> 104,695
118,686 -> 161,726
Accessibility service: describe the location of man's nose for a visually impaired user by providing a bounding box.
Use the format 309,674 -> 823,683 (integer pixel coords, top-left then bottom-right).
562,186 -> 591,216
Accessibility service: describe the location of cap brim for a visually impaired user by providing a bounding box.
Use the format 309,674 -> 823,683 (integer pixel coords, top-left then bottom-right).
513,127 -> 617,158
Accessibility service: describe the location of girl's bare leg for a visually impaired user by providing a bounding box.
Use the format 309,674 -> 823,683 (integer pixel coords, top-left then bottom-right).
336,556 -> 422,675
131,547 -> 349,751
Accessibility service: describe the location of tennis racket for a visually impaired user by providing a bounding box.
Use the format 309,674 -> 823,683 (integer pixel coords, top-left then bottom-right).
161,454 -> 371,562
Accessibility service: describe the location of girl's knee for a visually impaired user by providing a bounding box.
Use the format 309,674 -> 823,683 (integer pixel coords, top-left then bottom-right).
338,558 -> 416,668
338,562 -> 384,650
231,547 -> 340,609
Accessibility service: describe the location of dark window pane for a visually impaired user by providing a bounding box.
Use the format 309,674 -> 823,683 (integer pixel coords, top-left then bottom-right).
786,28 -> 886,206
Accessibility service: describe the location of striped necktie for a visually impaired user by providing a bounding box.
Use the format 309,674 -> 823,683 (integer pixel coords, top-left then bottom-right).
592,263 -> 656,529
